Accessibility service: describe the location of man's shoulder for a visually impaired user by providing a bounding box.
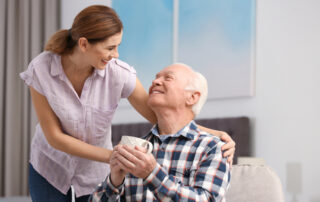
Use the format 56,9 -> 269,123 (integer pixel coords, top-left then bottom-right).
193,128 -> 225,150
197,129 -> 222,141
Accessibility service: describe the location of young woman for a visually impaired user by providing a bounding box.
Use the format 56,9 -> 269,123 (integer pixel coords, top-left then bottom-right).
20,5 -> 235,202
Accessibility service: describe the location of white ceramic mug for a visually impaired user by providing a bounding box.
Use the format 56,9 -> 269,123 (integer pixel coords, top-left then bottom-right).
120,136 -> 153,153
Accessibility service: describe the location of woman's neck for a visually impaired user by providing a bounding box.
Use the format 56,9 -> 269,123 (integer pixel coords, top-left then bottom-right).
61,51 -> 93,76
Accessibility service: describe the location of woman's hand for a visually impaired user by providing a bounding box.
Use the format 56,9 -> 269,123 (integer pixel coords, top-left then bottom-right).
219,131 -> 236,167
109,146 -> 128,187
197,125 -> 235,167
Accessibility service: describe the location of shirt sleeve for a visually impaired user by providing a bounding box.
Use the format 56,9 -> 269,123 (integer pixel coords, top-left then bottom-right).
119,63 -> 137,99
89,175 -> 125,202
144,142 -> 230,201
20,62 -> 45,95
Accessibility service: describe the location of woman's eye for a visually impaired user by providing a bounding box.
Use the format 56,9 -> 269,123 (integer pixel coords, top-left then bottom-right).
106,46 -> 115,51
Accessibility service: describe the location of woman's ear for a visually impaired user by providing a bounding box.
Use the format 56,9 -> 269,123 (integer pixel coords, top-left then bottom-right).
186,91 -> 200,106
78,37 -> 89,52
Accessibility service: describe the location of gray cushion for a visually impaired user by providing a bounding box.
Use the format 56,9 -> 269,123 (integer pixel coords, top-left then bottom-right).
226,164 -> 285,202
0,197 -> 32,202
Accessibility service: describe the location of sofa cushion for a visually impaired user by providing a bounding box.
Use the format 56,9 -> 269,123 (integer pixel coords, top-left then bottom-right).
226,164 -> 285,202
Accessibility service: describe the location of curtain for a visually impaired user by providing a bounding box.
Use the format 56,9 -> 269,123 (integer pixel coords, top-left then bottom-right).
0,0 -> 60,196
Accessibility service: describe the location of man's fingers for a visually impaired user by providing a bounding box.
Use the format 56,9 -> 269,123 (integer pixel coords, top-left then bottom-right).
135,145 -> 147,153
116,152 -> 136,169
118,145 -> 141,163
122,145 -> 147,161
115,157 -> 130,171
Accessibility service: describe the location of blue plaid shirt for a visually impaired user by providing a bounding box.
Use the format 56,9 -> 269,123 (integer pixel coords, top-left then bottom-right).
90,121 -> 230,202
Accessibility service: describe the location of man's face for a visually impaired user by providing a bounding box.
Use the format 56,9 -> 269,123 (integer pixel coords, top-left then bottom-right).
147,65 -> 191,110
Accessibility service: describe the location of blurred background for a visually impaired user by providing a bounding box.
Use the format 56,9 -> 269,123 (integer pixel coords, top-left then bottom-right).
0,0 -> 319,201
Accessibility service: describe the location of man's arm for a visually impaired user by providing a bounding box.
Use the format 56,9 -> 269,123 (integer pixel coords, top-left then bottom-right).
88,175 -> 125,202
117,143 -> 231,201
89,146 -> 127,202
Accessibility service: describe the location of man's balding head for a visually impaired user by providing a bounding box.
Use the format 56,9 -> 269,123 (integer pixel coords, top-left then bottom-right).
148,63 -> 208,117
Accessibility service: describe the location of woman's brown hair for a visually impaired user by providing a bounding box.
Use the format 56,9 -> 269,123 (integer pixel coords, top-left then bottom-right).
45,5 -> 123,55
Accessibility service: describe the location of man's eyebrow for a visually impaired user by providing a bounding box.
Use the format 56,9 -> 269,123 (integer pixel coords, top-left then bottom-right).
165,71 -> 176,77
155,71 -> 175,78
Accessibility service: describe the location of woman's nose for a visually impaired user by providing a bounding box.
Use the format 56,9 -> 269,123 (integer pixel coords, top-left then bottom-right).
112,47 -> 119,58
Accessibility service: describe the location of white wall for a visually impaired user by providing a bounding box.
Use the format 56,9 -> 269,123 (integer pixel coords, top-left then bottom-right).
60,0 -> 111,29
61,0 -> 320,201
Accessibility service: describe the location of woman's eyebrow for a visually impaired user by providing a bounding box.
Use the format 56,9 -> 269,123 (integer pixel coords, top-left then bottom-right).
109,42 -> 121,47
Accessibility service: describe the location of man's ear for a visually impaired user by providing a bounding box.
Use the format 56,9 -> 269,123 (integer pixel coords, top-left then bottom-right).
78,37 -> 89,52
186,91 -> 200,106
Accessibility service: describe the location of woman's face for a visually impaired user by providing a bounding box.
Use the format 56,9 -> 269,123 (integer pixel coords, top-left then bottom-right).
87,31 -> 123,70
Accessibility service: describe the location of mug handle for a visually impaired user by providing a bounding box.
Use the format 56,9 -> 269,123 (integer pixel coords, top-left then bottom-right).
145,141 -> 153,153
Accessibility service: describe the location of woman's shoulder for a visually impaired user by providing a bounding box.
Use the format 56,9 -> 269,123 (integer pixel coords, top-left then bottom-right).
108,58 -> 136,74
29,51 -> 56,68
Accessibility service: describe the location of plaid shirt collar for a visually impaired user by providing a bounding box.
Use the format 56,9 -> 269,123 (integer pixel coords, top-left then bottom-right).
145,120 -> 198,141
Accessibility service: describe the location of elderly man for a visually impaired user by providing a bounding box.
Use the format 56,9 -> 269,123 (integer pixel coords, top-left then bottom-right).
90,63 -> 231,201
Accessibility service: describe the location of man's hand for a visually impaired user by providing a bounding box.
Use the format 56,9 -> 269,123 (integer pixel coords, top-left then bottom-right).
114,145 -> 157,179
109,145 -> 127,187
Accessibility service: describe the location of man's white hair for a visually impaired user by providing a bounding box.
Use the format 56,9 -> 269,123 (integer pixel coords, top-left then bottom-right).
174,63 -> 208,116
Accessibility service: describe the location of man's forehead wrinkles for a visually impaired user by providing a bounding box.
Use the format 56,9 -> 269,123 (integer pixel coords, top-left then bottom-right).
156,70 -> 176,77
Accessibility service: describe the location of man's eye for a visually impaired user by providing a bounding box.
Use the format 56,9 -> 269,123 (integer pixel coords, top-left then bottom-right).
165,76 -> 173,80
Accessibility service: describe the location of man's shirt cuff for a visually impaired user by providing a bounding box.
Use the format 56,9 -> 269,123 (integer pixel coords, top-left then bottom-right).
106,175 -> 125,195
144,163 -> 168,191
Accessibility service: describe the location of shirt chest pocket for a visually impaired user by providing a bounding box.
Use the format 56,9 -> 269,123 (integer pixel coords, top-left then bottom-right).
89,107 -> 115,136
169,167 -> 197,185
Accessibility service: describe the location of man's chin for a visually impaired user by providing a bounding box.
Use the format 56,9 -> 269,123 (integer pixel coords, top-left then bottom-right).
147,99 -> 162,108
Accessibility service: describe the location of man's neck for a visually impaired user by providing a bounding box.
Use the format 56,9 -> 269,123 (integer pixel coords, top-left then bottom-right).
155,109 -> 194,135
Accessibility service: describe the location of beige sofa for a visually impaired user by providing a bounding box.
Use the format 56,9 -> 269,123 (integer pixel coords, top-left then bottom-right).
226,158 -> 285,202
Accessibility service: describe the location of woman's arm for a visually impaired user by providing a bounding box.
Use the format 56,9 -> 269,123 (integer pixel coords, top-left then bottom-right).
127,78 -> 157,124
30,87 -> 112,163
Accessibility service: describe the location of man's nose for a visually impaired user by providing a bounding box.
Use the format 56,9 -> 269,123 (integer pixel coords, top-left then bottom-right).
152,78 -> 161,86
